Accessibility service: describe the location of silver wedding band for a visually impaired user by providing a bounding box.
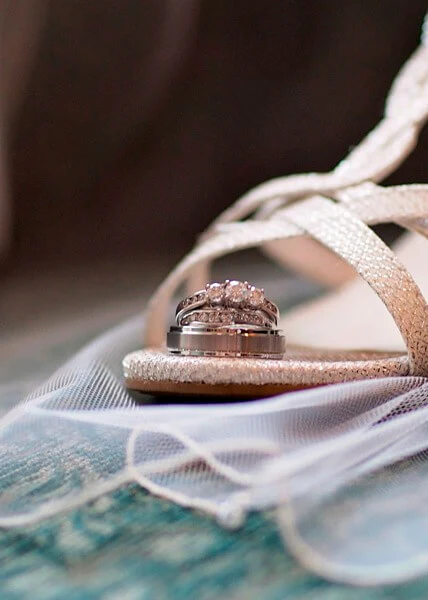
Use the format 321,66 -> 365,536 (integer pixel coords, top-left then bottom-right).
167,326 -> 286,359
168,280 -> 285,359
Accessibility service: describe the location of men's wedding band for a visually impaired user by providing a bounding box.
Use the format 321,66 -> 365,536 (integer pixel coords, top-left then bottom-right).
167,326 -> 286,359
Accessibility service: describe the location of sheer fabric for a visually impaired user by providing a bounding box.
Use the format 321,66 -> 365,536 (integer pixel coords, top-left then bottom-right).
1,315 -> 428,586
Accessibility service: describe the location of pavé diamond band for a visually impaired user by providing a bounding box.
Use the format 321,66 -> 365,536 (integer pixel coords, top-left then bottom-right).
179,308 -> 273,328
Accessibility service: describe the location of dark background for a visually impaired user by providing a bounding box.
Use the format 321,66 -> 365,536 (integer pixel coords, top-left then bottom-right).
3,0 -> 428,272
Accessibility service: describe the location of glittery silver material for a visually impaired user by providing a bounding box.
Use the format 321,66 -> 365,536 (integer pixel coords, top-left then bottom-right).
123,347 -> 408,388
284,196 -> 428,375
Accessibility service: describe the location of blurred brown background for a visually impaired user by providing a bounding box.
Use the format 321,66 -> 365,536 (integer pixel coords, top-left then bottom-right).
2,0 -> 428,273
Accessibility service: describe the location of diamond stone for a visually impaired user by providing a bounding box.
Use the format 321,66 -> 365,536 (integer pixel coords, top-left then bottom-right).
206,283 -> 224,305
247,286 -> 264,309
224,280 -> 249,307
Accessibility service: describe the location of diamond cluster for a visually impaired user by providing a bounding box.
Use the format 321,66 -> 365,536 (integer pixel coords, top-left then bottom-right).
176,280 -> 278,329
207,280 -> 265,309
178,293 -> 205,312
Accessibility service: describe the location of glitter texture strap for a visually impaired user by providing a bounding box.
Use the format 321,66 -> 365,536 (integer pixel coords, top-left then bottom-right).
144,32 -> 428,371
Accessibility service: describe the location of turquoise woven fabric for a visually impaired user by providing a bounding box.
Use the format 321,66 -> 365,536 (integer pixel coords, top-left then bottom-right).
1,484 -> 427,599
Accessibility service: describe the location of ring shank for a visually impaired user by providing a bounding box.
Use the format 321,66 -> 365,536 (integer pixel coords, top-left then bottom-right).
167,326 -> 286,359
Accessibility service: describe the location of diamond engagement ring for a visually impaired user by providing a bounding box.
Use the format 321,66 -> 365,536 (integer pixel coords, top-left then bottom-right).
168,281 -> 285,359
176,280 -> 279,327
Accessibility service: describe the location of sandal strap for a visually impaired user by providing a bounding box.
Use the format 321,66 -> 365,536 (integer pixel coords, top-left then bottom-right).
283,196 -> 428,375
144,186 -> 428,375
259,183 -> 428,289
209,41 -> 428,226
199,41 -> 428,289
144,21 -> 428,369
188,183 -> 428,293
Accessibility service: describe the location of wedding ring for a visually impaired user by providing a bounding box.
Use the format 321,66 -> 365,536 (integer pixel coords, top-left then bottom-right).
168,281 -> 285,359
176,280 -> 279,325
167,326 -> 286,359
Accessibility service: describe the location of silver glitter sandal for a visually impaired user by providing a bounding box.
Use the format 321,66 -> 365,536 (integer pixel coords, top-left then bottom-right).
123,30 -> 428,398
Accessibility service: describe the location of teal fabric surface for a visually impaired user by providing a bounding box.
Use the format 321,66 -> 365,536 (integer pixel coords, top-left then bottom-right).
1,484 -> 428,599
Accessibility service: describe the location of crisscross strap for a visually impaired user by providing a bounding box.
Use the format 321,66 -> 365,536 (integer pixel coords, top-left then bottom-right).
187,36 -> 428,291
283,196 -> 428,375
197,40 -> 428,232
144,186 -> 428,375
145,19 -> 428,371
227,183 -> 428,292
